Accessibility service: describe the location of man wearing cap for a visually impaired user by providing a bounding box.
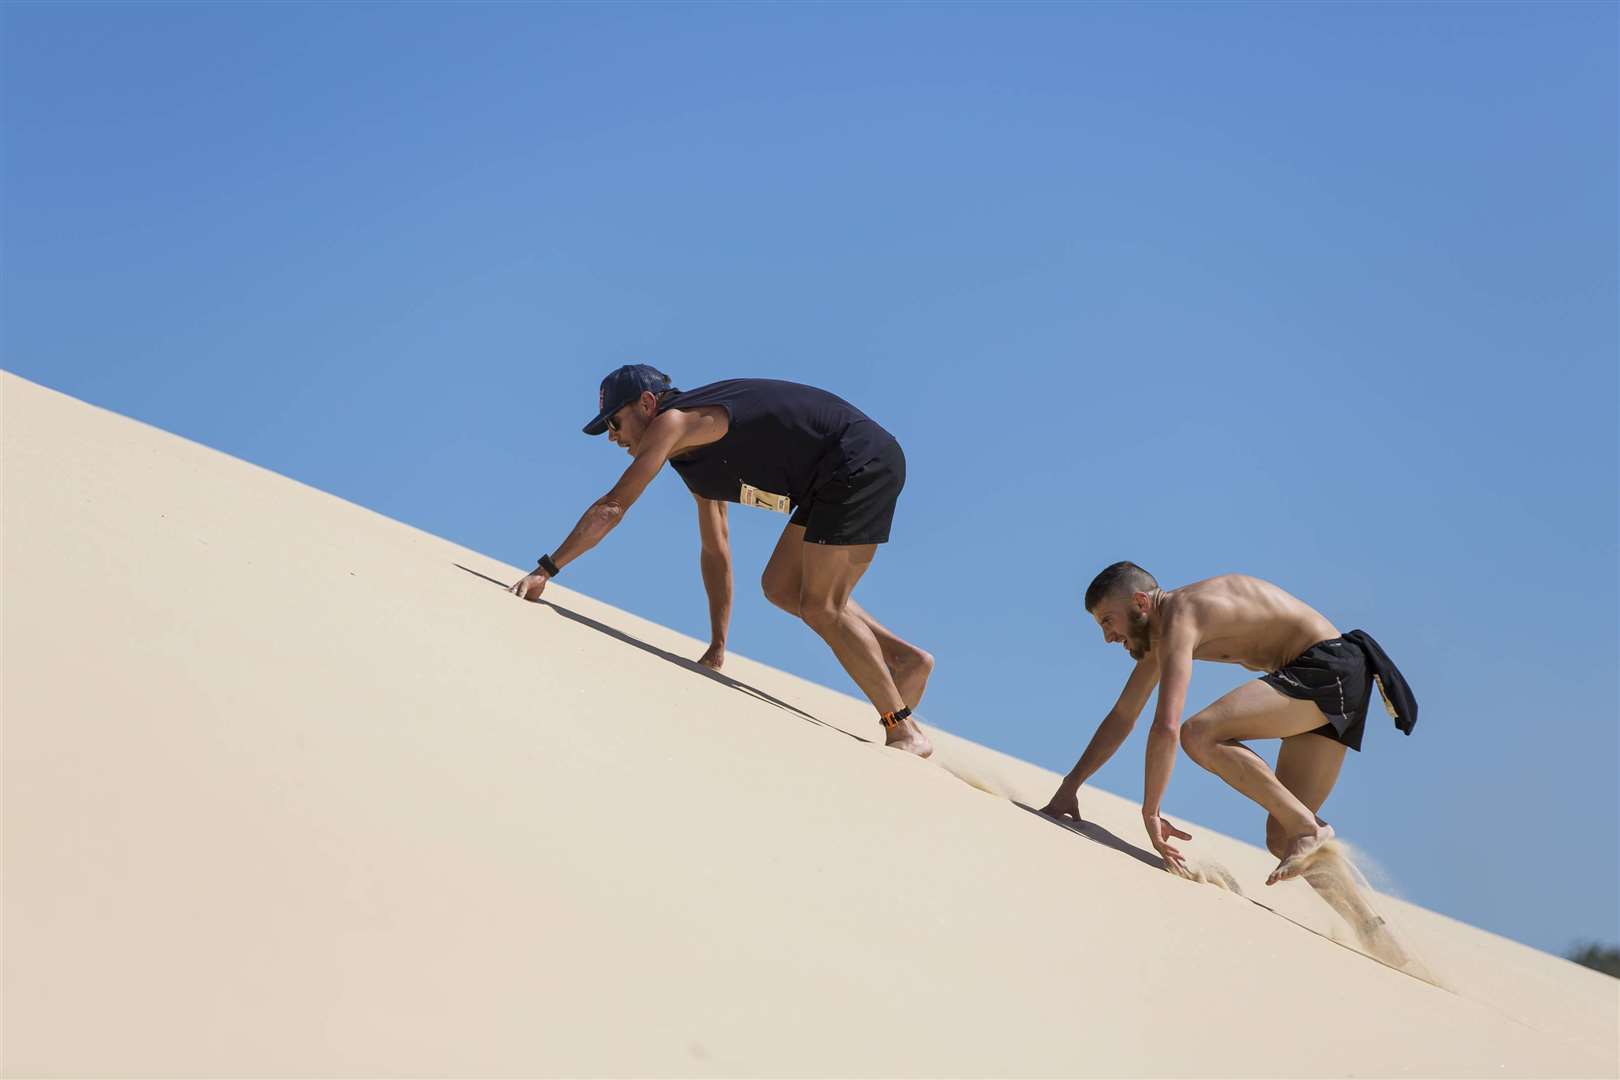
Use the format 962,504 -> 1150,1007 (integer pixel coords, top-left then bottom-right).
509,365 -> 935,757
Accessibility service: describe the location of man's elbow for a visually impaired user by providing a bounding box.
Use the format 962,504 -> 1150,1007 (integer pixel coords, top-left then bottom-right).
589,500 -> 627,531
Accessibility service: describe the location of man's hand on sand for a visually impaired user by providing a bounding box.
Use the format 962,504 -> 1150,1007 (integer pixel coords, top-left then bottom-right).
697,641 -> 725,670
1143,811 -> 1192,875
509,571 -> 550,602
1040,786 -> 1084,822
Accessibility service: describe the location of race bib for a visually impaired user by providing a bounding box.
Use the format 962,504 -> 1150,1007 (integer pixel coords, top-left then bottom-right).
739,482 -> 792,514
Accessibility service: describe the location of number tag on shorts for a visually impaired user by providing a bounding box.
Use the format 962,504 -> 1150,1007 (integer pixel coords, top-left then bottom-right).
739,482 -> 792,514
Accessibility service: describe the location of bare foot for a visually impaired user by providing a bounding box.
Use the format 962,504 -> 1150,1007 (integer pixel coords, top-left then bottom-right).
884,715 -> 934,758
889,648 -> 935,711
1266,823 -> 1335,885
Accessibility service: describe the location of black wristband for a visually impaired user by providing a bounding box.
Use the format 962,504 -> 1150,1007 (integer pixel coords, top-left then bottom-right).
537,553 -> 561,577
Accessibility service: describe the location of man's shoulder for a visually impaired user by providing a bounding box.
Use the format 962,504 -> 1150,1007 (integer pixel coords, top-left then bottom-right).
1160,583 -> 1227,634
1179,572 -> 1250,593
656,402 -> 730,453
1175,573 -> 1284,607
1167,574 -> 1310,636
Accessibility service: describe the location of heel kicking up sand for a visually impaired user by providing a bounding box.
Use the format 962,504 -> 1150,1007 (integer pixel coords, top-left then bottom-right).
1267,824 -> 1335,885
1295,840 -> 1439,984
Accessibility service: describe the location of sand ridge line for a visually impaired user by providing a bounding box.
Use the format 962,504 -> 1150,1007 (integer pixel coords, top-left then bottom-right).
906,750 -> 1458,990
1289,840 -> 1445,987
476,560 -> 1440,996
9,371 -> 1614,1077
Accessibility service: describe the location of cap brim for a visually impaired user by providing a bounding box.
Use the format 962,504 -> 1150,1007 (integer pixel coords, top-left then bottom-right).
582,412 -> 611,436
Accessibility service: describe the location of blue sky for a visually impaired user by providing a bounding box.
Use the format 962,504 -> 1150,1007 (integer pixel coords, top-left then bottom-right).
4,2 -> 1615,955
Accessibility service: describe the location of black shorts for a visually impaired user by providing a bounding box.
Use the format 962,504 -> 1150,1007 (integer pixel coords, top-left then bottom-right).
1259,638 -> 1373,752
791,434 -> 906,545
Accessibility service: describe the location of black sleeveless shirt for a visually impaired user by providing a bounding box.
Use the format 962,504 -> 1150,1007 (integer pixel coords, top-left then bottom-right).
658,379 -> 895,507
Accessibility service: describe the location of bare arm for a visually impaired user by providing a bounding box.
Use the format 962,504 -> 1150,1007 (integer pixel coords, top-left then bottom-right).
510,411 -> 691,601
1140,608 -> 1198,871
695,496 -> 732,668
1142,613 -> 1196,818
1041,657 -> 1160,820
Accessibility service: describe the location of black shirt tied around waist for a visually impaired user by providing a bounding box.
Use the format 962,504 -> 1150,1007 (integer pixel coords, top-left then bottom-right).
1344,629 -> 1418,735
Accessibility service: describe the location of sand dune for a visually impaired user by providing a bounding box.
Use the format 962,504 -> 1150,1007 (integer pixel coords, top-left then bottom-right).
4,371 -> 1616,1077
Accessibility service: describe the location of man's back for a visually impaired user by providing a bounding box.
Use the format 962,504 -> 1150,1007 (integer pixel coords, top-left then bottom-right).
1167,574 -> 1340,672
659,379 -> 894,506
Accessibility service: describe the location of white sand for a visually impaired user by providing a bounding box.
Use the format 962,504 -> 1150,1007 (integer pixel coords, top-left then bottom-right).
4,371 -> 1616,1077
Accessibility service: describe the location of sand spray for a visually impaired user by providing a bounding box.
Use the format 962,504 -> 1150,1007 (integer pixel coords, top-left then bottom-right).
1297,840 -> 1444,987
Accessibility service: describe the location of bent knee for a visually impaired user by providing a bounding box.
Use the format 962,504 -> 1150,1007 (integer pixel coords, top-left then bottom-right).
1180,715 -> 1216,759
799,600 -> 846,634
760,574 -> 799,613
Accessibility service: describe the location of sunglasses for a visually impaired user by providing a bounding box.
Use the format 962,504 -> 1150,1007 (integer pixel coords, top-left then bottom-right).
604,394 -> 648,433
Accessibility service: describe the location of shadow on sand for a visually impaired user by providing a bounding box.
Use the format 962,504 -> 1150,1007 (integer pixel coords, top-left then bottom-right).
1012,802 -> 1166,871
455,563 -> 869,744
470,555 -> 1442,984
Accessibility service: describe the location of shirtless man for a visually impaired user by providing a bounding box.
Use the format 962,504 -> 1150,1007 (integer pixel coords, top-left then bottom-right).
508,364 -> 935,756
1041,562 -> 1416,884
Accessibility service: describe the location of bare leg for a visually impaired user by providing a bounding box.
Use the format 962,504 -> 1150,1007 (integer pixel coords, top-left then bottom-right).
847,598 -> 934,709
1266,734 -> 1408,967
1179,681 -> 1340,884
796,539 -> 932,758
1266,731 -> 1345,849
761,522 -> 934,710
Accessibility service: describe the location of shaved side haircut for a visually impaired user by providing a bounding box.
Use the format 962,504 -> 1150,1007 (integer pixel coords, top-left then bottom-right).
1084,561 -> 1159,612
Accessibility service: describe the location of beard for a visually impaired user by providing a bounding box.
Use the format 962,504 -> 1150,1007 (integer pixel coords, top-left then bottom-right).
1125,607 -> 1153,660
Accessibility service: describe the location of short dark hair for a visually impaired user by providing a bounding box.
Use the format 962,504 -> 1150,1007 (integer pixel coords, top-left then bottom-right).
1084,561 -> 1158,612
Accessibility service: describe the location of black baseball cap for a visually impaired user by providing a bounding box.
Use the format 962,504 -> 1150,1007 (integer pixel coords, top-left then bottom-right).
582,364 -> 676,435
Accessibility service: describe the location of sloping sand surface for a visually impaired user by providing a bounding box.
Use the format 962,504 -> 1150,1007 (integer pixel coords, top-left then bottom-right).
5,371 -> 1616,1077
